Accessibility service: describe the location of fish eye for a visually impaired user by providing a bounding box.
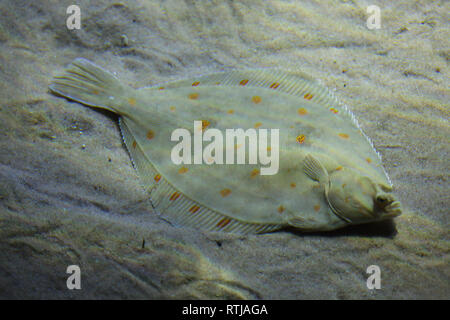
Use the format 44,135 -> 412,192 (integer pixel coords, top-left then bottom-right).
376,196 -> 386,203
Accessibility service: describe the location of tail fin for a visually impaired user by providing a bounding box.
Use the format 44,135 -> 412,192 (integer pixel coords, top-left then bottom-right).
49,58 -> 126,114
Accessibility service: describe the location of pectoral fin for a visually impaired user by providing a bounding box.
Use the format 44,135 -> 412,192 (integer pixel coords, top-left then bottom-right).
303,154 -> 329,185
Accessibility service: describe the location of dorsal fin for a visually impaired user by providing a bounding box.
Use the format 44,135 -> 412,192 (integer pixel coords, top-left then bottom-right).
119,117 -> 282,234
152,68 -> 339,110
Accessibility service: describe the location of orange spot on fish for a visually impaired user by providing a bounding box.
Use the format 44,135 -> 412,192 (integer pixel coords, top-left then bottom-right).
132,140 -> 137,148
298,108 -> 308,115
267,146 -> 271,152
227,109 -> 234,114
128,97 -> 136,106
338,133 -> 349,139
335,166 -> 343,171
189,205 -> 200,213
296,134 -> 306,144
170,106 -> 176,112
220,188 -> 231,197
178,167 -> 188,174
146,130 -> 154,140
366,158 -> 372,164
250,168 -> 260,177
240,79 -> 249,86
290,183 -> 296,188
252,96 -> 262,104
170,192 -> 180,201
329,107 -> 338,114
154,174 -> 161,182
192,81 -> 200,86
188,92 -> 199,100
314,205 -> 321,212
278,205 -> 285,213
202,120 -> 210,131
158,87 -> 165,90
269,82 -> 280,89
216,218 -> 231,228
303,93 -> 313,100
254,122 -> 262,128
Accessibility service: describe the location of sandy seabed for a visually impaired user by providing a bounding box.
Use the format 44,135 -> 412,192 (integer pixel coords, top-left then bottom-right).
0,0 -> 448,299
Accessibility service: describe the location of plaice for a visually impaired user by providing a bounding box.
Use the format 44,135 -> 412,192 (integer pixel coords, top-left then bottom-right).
49,58 -> 401,234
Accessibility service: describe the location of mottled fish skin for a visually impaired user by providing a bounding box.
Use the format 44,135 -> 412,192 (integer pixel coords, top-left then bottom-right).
49,58 -> 402,234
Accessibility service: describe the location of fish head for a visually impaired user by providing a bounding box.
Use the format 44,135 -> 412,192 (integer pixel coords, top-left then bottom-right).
327,168 -> 402,224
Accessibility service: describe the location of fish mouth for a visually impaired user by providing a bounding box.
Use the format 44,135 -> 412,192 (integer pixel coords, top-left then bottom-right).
381,200 -> 402,219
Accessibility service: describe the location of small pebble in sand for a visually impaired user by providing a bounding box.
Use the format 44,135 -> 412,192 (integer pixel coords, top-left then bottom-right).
120,34 -> 129,47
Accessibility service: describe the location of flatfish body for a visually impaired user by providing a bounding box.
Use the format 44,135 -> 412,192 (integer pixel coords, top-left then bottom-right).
49,58 -> 402,234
